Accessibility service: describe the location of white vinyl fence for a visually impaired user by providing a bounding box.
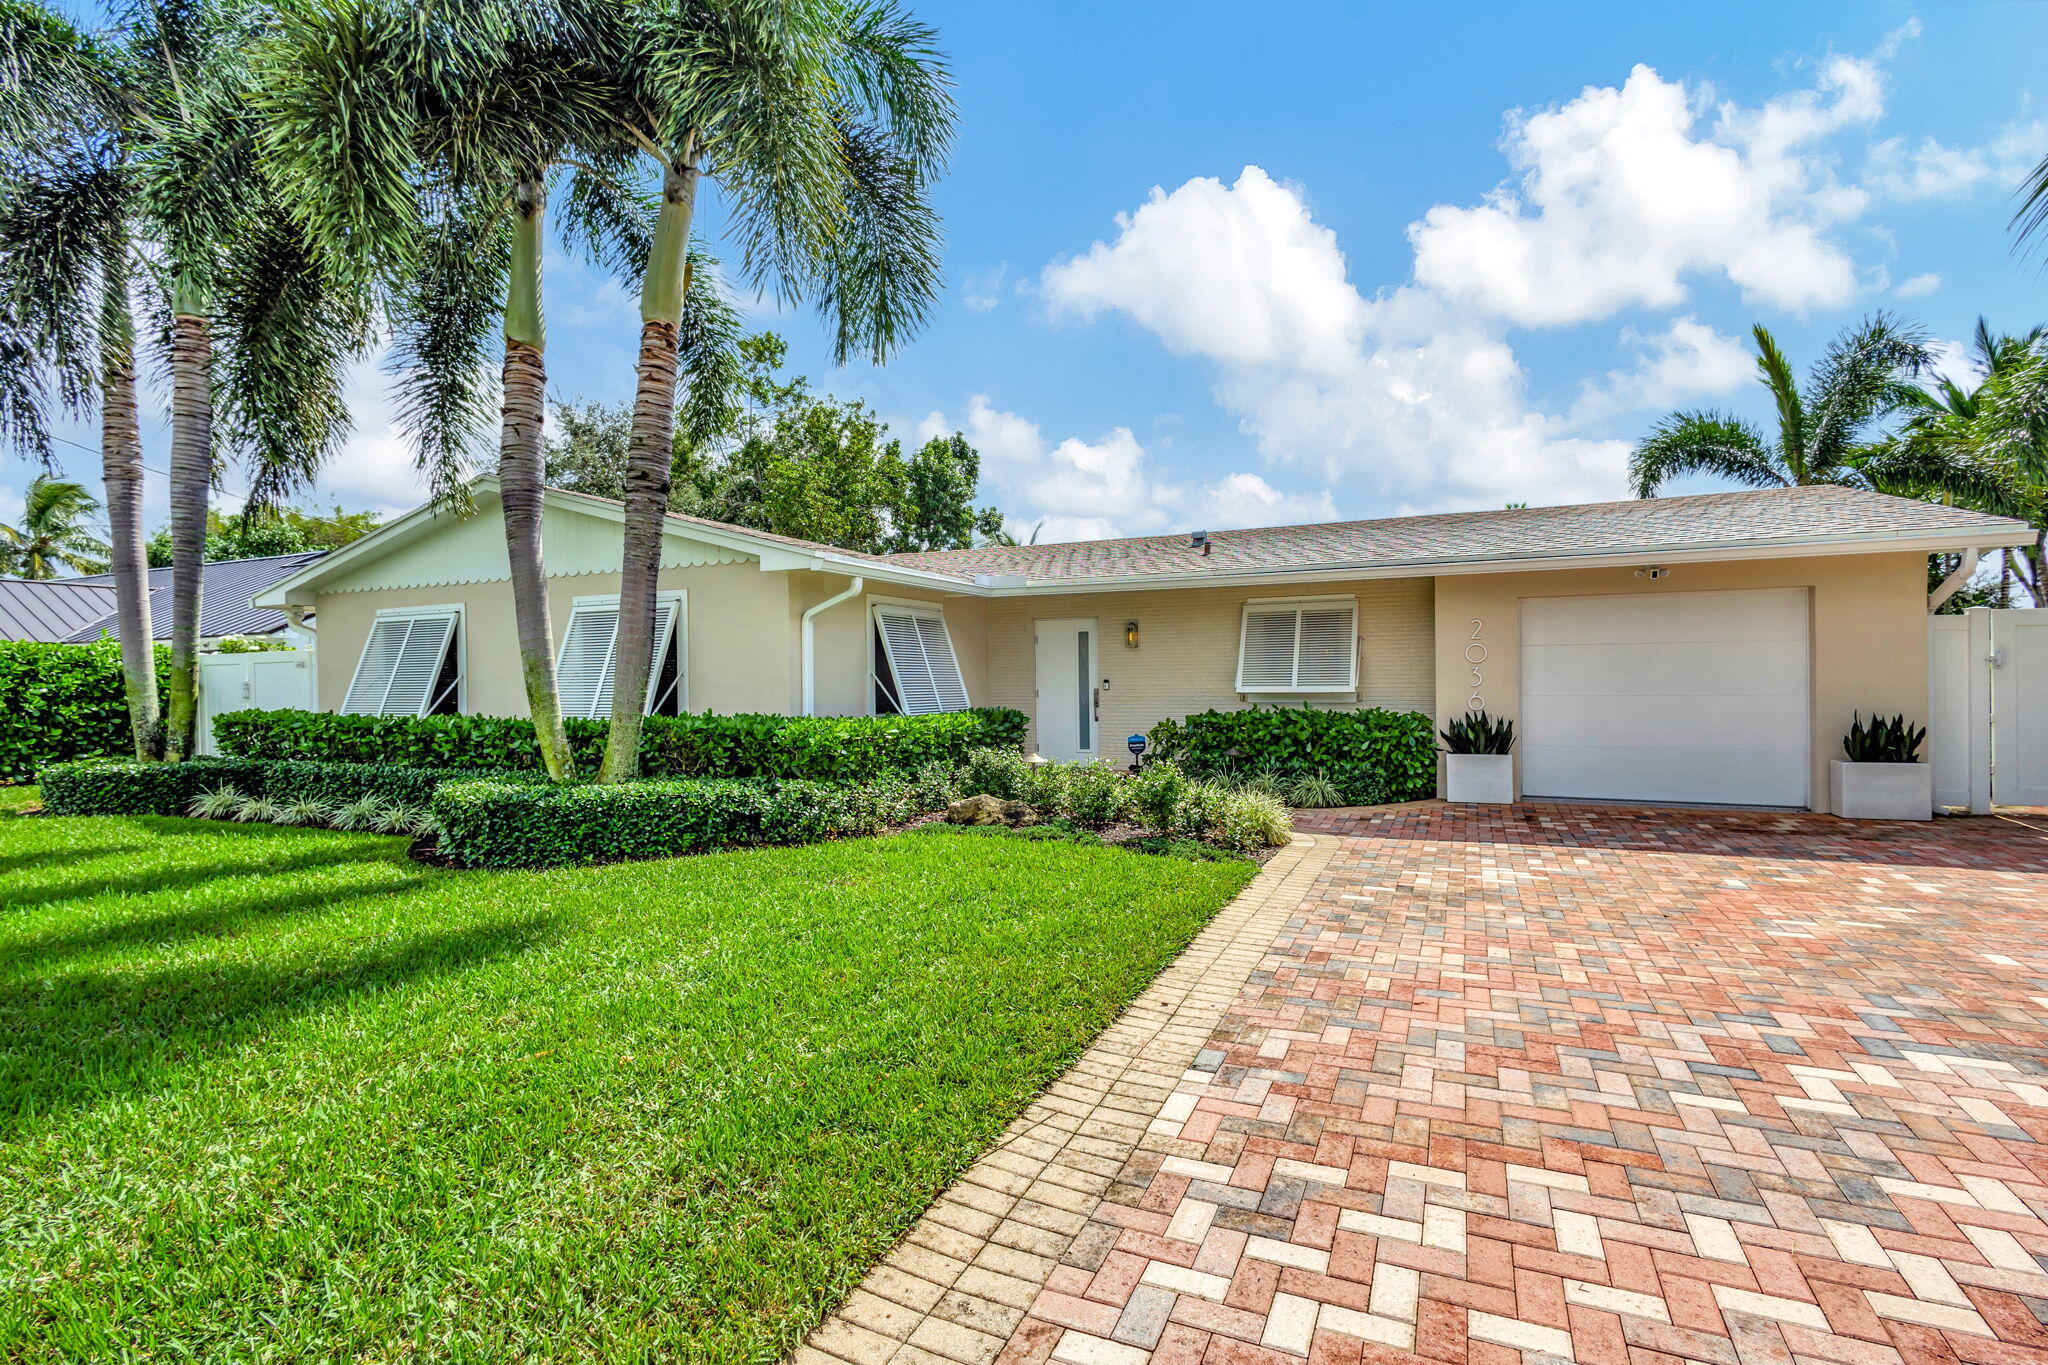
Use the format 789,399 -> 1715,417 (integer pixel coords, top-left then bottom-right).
1929,608 -> 2048,810
195,647 -> 316,756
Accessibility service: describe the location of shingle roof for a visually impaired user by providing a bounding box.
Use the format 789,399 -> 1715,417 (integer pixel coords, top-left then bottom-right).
61,551 -> 326,642
879,486 -> 2033,584
0,578 -> 119,642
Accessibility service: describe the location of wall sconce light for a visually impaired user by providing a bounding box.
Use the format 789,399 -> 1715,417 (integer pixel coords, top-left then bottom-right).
1125,620 -> 1140,649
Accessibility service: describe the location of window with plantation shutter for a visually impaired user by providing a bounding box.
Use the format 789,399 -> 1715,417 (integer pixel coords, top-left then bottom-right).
872,602 -> 969,715
343,608 -> 461,716
556,593 -> 685,719
1235,598 -> 1357,693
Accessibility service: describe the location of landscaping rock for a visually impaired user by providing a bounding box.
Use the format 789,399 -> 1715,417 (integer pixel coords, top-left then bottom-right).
946,794 -> 1038,826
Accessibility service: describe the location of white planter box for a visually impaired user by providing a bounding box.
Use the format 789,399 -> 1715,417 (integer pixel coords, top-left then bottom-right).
1829,760 -> 1932,821
1444,754 -> 1515,805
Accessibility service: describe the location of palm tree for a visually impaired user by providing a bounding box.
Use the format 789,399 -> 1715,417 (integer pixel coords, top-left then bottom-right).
0,0 -> 370,759
258,0 -> 663,781
584,0 -> 953,782
0,475 -> 108,577
1630,315 -> 2006,506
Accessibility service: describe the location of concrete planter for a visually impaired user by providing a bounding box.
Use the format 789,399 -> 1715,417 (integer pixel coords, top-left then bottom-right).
1829,760 -> 1932,821
1444,753 -> 1515,805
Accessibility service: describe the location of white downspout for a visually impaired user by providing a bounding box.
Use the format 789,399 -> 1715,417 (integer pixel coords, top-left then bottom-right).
1929,547 -> 1982,613
801,576 -> 864,716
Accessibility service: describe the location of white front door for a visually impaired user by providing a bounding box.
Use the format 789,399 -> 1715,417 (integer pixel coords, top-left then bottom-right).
1034,618 -> 1099,761
1519,588 -> 1811,807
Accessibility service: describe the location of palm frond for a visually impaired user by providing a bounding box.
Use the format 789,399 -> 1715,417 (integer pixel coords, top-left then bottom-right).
559,152 -> 655,287
1629,412 -> 1784,498
386,191 -> 508,504
1749,324 -> 1805,475
1802,312 -> 1931,475
833,0 -> 955,175
1850,439 -> 2030,515
675,245 -> 741,452
810,116 -> 943,366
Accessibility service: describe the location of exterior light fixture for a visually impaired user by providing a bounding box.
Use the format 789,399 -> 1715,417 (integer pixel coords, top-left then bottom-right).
1125,620 -> 1140,648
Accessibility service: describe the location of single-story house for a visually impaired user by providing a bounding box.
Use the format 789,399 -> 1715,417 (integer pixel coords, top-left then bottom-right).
63,551 -> 326,647
252,480 -> 2033,813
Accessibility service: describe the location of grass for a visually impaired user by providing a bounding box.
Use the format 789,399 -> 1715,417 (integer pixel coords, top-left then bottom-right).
0,810 -> 1253,1362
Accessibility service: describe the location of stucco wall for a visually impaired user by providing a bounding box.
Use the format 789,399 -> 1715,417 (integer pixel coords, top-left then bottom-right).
977,578 -> 1437,755
794,575 -> 990,718
315,560 -> 795,716
1431,552 -> 1930,813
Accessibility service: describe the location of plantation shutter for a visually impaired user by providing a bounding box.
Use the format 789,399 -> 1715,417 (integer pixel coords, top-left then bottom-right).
557,596 -> 683,719
874,604 -> 968,714
1236,600 -> 1356,692
343,610 -> 459,716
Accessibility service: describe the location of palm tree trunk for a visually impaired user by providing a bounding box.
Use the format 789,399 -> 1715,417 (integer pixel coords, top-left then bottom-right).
100,267 -> 158,758
500,177 -> 574,781
163,300 -> 212,761
600,160 -> 700,785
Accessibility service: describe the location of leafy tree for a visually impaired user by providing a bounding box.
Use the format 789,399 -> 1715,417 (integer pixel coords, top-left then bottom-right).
144,505 -> 382,567
0,475 -> 108,577
1629,316 -> 2006,506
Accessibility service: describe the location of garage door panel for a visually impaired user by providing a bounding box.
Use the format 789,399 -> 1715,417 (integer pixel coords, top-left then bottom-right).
1518,589 -> 1809,807
1521,640 -> 1809,697
1521,590 -> 1808,646
1521,744 -> 1809,806
1520,692 -> 1808,751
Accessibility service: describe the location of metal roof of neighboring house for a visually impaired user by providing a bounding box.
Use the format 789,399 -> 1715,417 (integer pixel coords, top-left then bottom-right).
60,550 -> 326,643
0,578 -> 119,642
877,486 -> 2037,585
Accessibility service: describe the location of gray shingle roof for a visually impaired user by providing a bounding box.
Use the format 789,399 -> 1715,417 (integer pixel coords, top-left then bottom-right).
879,486 -> 2034,584
61,551 -> 326,642
0,578 -> 119,642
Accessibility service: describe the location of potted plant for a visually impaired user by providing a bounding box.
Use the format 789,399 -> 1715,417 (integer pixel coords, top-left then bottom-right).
1830,712 -> 1931,821
1440,710 -> 1515,804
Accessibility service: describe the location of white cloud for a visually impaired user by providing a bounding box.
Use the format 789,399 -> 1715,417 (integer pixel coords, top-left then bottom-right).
1866,119 -> 2048,201
961,264 -> 1009,313
918,394 -> 1335,542
308,361 -> 443,518
1895,271 -> 1941,298
1569,317 -> 1753,425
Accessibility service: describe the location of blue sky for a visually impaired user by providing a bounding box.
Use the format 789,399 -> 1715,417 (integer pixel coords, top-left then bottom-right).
21,0 -> 2048,541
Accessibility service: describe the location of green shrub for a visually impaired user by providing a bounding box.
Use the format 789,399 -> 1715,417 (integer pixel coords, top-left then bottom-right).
39,758 -> 265,816
261,759 -> 541,811
1019,759 -> 1071,812
431,778 -> 907,869
212,707 -> 1029,781
963,747 -> 1030,800
1061,763 -> 1130,827
1130,761 -> 1190,837
1175,780 -> 1228,841
1175,705 -> 1434,804
907,760 -> 964,811
0,639 -> 169,782
1212,788 -> 1293,853
1282,773 -> 1344,808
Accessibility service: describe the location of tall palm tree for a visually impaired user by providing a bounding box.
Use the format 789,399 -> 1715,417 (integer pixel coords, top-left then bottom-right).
585,0 -> 953,782
0,0 -> 370,758
258,0 -> 661,780
0,474 -> 108,577
1629,315 -> 2005,505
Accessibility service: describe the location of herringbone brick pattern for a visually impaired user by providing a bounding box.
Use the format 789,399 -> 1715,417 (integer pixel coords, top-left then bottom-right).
997,805 -> 2048,1365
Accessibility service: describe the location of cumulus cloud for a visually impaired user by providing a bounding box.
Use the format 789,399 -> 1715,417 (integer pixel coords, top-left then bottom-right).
917,395 -> 1335,542
1568,317 -> 1754,425
309,362 -> 443,518
1866,120 -> 2048,201
1895,271 -> 1941,298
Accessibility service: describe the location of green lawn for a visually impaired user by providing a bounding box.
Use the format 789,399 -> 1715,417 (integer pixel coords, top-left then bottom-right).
0,808 -> 1254,1362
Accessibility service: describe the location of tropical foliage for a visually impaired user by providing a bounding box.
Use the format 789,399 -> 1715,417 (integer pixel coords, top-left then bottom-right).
145,505 -> 381,567
0,638 -> 166,782
0,474 -> 106,577
1159,706 -> 1437,806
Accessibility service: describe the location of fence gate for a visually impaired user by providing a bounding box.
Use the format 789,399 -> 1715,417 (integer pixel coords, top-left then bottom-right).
196,647 -> 315,755
1929,608 -> 2048,810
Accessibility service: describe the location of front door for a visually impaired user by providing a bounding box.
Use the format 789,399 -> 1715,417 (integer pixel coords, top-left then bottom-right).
1034,618 -> 1098,761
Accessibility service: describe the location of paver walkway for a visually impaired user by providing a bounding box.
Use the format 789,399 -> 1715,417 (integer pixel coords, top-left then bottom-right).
990,805 -> 2048,1365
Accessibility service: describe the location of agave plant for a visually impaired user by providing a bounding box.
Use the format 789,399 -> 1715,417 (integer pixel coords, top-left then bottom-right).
331,796 -> 390,831
233,795 -> 284,823
1440,710 -> 1516,756
1843,712 -> 1926,764
188,785 -> 245,819
276,797 -> 332,827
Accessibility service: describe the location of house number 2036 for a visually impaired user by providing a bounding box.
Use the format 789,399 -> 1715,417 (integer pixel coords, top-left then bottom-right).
1466,618 -> 1486,710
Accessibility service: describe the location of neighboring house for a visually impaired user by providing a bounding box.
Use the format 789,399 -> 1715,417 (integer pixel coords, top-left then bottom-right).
252,480 -> 2033,814
62,551 -> 326,647
0,577 -> 118,642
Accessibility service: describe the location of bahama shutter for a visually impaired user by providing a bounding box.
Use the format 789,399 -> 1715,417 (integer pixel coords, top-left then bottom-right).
557,596 -> 683,719
343,610 -> 460,716
1236,599 -> 1356,693
874,603 -> 969,714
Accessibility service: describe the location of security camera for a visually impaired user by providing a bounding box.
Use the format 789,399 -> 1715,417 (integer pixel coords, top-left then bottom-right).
1634,566 -> 1671,580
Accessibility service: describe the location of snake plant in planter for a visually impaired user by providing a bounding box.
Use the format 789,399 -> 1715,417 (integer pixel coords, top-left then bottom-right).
1439,710 -> 1516,805
1830,712 -> 1931,821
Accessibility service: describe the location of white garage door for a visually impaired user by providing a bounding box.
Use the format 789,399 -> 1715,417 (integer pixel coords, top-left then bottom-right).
1519,589 -> 1810,807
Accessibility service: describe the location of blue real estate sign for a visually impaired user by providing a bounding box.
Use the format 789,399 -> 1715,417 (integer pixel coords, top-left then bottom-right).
1126,734 -> 1147,758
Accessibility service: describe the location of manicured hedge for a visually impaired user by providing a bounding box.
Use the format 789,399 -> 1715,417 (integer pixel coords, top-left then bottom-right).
213,707 -> 1029,781
39,758 -> 266,816
0,639 -> 166,783
1171,705 -> 1436,805
431,777 -> 906,869
263,760 -> 545,810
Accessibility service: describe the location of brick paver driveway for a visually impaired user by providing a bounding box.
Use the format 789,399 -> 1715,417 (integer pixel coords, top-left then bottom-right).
1003,805 -> 2048,1365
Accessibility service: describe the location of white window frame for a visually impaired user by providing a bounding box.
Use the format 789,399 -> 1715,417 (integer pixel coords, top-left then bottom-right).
556,590 -> 688,719
867,596 -> 971,716
1235,595 -> 1359,694
342,603 -> 466,716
